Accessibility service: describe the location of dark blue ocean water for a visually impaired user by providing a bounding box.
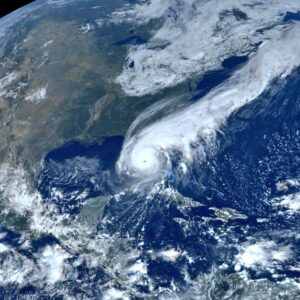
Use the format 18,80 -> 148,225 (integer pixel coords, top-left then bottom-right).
32,60 -> 300,288
2,55 -> 300,298
113,35 -> 147,46
37,136 -> 123,212
100,66 -> 300,284
191,55 -> 248,100
2,0 -> 300,298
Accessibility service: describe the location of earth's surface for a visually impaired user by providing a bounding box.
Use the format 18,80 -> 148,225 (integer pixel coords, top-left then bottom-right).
1,0 -> 300,299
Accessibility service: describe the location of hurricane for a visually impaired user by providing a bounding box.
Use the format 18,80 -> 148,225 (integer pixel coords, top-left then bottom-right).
1,0 -> 300,299
117,25 -> 300,184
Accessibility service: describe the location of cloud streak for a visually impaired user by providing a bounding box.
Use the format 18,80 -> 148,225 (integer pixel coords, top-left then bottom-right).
117,25 -> 300,182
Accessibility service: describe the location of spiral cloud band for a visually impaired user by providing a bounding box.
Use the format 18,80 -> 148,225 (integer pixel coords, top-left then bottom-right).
117,25 -> 300,182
